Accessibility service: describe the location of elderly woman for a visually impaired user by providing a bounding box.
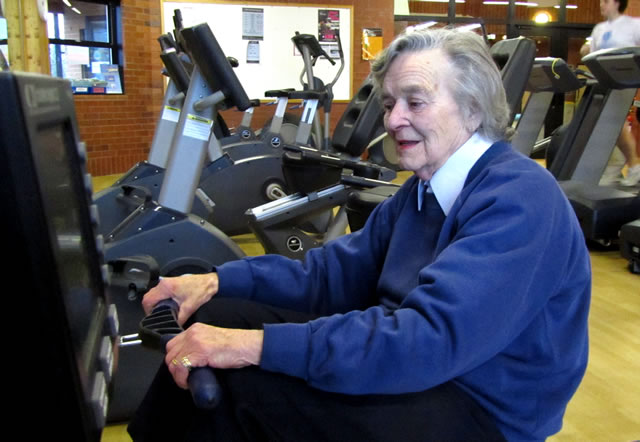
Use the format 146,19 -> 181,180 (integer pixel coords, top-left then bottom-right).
129,28 -> 590,442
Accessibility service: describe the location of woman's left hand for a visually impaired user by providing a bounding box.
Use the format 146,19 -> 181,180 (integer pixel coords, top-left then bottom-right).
165,323 -> 264,389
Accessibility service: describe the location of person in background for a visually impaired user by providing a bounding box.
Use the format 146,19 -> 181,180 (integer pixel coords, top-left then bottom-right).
128,28 -> 591,442
581,0 -> 640,186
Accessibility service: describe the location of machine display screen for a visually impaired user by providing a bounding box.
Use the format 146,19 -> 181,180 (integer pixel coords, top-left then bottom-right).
32,121 -> 103,381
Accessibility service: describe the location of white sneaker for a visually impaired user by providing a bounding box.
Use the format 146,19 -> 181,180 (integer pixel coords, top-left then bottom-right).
621,165 -> 640,186
599,164 -> 624,186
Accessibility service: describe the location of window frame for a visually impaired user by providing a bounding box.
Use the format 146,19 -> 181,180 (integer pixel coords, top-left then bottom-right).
0,0 -> 123,94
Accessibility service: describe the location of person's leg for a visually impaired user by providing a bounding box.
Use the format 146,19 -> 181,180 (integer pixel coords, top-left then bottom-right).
128,298 -> 505,442
210,366 -> 506,442
618,127 -> 640,186
127,298 -> 319,441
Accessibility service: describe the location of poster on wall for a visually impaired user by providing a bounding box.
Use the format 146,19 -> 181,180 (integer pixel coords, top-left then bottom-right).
243,8 -> 264,40
246,40 -> 260,64
362,28 -> 383,60
318,9 -> 339,43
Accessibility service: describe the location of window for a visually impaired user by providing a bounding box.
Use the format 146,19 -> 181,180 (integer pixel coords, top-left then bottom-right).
0,16 -> 8,71
0,1 -> 122,93
47,0 -> 123,94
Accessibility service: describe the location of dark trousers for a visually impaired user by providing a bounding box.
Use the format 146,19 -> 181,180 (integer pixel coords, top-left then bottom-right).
128,298 -> 506,442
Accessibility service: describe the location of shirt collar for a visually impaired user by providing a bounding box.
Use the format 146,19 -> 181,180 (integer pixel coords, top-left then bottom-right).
417,132 -> 493,215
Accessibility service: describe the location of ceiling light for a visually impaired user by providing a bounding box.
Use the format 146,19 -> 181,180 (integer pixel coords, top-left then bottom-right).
483,1 -> 539,5
408,21 -> 438,33
534,11 -> 551,23
458,23 -> 482,31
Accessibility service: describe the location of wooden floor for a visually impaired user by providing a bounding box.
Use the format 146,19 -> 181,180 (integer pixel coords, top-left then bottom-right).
95,173 -> 640,442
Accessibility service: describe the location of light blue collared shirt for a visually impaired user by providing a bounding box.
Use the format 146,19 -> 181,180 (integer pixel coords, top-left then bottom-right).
417,133 -> 493,215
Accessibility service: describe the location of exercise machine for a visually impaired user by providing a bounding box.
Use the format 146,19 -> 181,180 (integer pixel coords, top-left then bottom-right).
291,31 -> 389,164
1,71 -> 119,440
96,24 -> 335,238
103,23 -> 250,275
246,144 -> 399,259
511,57 -> 585,157
620,219 -> 640,274
546,47 -> 640,245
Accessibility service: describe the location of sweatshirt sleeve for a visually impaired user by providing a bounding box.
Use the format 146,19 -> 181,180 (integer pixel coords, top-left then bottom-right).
214,179 -> 415,315
259,166 -> 590,395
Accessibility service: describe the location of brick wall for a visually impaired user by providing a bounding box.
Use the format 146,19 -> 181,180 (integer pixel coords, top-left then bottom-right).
79,0 -> 394,176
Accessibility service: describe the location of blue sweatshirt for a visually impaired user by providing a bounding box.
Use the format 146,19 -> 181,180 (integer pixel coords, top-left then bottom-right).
215,141 -> 591,441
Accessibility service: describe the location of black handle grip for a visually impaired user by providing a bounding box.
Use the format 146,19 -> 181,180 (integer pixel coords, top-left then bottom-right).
188,367 -> 223,409
146,299 -> 223,408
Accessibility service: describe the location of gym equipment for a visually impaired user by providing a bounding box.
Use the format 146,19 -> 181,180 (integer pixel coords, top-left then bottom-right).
93,29 -> 274,237
291,31 -> 345,150
342,37 -> 537,230
547,47 -> 640,245
138,299 -> 222,408
246,144 -> 399,259
96,25 -> 334,238
291,31 -> 388,163
1,71 -> 119,440
93,34 -> 195,236
511,57 -> 585,157
620,219 -> 640,274
103,23 -> 250,275
105,255 -> 165,422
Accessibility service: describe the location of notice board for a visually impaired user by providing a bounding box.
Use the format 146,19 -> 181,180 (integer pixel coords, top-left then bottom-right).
162,1 -> 353,100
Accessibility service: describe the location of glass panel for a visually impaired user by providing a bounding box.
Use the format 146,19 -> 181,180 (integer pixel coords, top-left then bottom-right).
485,24 -> 508,47
514,1 -> 560,24
49,44 -> 112,79
457,0 -> 509,20
565,36 -> 590,125
47,1 -> 109,43
567,0 -> 601,24
49,43 -> 120,94
409,0 -> 450,16
0,17 -> 8,70
529,35 -> 551,56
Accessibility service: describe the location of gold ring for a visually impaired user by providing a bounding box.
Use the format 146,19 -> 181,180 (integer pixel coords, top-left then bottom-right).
181,356 -> 193,371
171,359 -> 179,366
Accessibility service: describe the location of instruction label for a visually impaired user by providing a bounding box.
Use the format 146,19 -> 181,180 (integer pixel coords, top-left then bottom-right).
184,114 -> 213,141
162,106 -> 181,122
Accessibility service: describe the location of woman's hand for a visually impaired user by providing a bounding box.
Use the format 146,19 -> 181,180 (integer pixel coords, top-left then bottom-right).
165,323 -> 264,389
142,273 -> 219,325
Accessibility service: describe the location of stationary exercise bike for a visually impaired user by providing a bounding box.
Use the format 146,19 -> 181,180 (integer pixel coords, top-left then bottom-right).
103,23 -> 251,276
96,22 -> 334,237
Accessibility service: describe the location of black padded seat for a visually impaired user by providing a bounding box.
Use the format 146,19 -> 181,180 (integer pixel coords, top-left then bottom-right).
346,185 -> 400,232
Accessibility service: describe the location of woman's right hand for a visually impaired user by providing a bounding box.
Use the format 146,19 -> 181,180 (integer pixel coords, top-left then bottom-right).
141,273 -> 219,326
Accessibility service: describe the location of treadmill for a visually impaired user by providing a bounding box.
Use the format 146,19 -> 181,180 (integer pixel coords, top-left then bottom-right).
511,57 -> 585,157
549,47 -> 640,246
620,219 -> 640,274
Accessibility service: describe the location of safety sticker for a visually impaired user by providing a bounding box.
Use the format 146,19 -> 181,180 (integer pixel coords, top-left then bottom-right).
162,106 -> 181,122
184,114 -> 213,141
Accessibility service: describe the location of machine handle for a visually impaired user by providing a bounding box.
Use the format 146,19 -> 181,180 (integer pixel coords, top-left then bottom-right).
145,299 -> 223,409
117,185 -> 153,209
